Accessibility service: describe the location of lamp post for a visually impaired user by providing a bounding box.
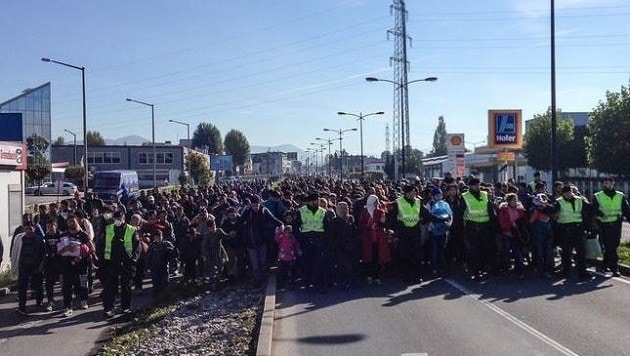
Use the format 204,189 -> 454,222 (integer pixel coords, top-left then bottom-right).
126,98 -> 156,187
366,76 -> 437,180
337,111 -> 384,179
550,0 -> 559,184
64,129 -> 77,165
315,137 -> 334,177
42,57 -> 88,191
323,128 -> 357,181
168,119 -> 191,184
310,142 -> 326,175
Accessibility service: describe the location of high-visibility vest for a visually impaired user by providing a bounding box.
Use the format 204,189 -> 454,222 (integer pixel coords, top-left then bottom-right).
594,191 -> 623,223
556,197 -> 583,224
396,197 -> 421,227
104,223 -> 135,260
299,206 -> 325,233
462,191 -> 490,223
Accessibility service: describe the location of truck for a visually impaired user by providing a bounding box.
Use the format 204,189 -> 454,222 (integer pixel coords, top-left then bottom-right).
92,170 -> 139,202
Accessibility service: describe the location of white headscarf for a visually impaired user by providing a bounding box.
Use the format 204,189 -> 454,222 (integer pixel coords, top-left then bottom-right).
366,194 -> 378,217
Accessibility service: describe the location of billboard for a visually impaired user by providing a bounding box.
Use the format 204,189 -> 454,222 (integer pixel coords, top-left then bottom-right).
0,141 -> 27,170
488,109 -> 523,149
210,155 -> 233,172
0,113 -> 23,141
446,134 -> 465,178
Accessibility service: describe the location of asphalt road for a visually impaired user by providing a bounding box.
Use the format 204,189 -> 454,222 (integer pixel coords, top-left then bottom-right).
273,270 -> 630,356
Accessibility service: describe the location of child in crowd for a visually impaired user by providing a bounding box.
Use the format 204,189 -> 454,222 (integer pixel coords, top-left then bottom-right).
275,225 -> 301,289
530,193 -> 555,276
147,230 -> 177,298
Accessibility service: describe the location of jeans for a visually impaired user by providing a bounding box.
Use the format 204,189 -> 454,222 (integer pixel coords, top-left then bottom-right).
247,245 -> 267,283
531,221 -> 554,272
61,263 -> 88,308
499,235 -> 524,272
431,234 -> 448,272
18,266 -> 43,309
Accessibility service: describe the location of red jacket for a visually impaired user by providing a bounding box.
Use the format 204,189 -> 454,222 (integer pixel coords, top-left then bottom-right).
498,203 -> 527,237
358,208 -> 391,264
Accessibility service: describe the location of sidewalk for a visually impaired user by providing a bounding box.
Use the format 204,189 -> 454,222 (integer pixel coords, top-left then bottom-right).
0,279 -> 155,356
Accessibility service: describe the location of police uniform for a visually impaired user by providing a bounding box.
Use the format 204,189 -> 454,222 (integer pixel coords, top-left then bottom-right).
392,193 -> 423,281
298,200 -> 327,290
98,222 -> 139,313
461,188 -> 495,278
593,186 -> 630,274
554,192 -> 592,278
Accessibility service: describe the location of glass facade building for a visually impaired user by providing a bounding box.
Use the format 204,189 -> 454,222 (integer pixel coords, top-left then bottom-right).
0,82 -> 52,144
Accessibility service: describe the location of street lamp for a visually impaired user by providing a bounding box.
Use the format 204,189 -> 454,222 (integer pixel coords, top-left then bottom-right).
323,127 -> 357,180
337,111 -> 384,179
126,98 -> 156,187
315,137 -> 334,177
310,142 -> 326,175
42,57 -> 88,191
64,129 -> 77,165
366,76 -> 437,180
168,119 -> 191,184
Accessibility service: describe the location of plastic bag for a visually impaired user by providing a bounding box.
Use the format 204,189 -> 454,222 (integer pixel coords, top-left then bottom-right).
585,236 -> 603,260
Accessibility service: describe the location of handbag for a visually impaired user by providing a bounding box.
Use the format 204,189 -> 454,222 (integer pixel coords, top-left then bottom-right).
584,235 -> 603,260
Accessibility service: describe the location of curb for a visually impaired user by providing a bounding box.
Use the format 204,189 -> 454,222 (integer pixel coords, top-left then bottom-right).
256,273 -> 277,356
587,258 -> 630,277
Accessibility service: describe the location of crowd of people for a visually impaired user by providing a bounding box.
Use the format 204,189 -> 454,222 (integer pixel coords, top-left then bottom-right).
8,172 -> 630,317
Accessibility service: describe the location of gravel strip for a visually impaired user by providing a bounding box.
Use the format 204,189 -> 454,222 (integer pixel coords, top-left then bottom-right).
109,284 -> 264,356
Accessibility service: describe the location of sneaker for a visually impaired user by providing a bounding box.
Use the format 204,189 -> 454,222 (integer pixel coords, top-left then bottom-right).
45,302 -> 54,312
103,310 -> 115,318
18,307 -> 29,316
80,300 -> 89,309
612,271 -> 621,277
63,308 -> 74,317
122,308 -> 132,314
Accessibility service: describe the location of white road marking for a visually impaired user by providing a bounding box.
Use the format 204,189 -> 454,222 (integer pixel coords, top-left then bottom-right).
588,268 -> 630,286
443,278 -> 580,356
401,353 -> 428,356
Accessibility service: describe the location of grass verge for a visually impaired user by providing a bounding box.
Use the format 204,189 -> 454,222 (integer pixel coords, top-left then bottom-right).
100,279 -> 211,356
0,269 -> 15,288
619,242 -> 630,266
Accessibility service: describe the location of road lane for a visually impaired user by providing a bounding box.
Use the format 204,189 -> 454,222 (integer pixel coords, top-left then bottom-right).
273,272 -> 630,356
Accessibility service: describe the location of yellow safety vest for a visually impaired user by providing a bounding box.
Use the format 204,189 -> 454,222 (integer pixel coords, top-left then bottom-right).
396,197 -> 421,227
462,191 -> 490,223
594,191 -> 623,223
299,206 -> 325,233
556,197 -> 583,224
104,223 -> 135,260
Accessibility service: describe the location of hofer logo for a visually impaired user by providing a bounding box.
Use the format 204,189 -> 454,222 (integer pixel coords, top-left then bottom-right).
495,114 -> 516,144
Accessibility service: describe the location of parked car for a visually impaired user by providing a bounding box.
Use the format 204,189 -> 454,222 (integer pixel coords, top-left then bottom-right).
26,181 -> 78,196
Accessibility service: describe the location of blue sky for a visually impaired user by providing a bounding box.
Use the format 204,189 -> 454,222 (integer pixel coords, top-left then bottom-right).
1,0 -> 629,156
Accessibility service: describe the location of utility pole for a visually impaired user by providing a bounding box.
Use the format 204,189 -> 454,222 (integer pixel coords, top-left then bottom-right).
388,0 -> 411,180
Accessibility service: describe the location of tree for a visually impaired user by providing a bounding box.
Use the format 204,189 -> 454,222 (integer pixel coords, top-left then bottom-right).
25,133 -> 51,187
405,148 -> 425,176
53,136 -> 65,145
86,131 -> 105,146
192,123 -> 223,154
586,81 -> 630,175
430,116 -> 448,157
65,166 -> 85,187
187,151 -> 212,186
523,108 -> 575,172
224,129 -> 250,173
26,133 -> 49,157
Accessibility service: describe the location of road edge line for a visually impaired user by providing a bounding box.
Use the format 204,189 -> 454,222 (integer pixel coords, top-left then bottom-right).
443,278 -> 580,356
256,272 -> 277,356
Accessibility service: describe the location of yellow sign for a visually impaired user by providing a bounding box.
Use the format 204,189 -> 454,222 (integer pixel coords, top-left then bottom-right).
497,152 -> 515,161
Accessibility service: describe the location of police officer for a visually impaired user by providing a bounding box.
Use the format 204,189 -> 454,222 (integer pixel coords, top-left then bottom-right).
390,185 -> 424,283
461,178 -> 496,280
554,185 -> 594,279
593,177 -> 630,277
97,211 -> 140,317
298,192 -> 327,292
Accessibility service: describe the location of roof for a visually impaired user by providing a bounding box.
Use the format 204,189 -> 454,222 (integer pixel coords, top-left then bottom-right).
0,82 -> 51,108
